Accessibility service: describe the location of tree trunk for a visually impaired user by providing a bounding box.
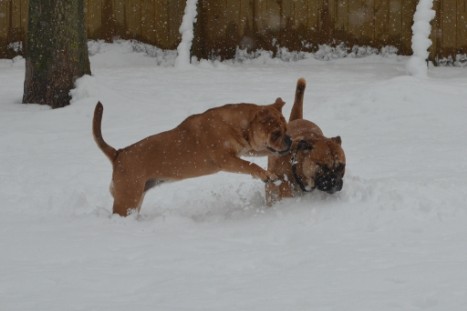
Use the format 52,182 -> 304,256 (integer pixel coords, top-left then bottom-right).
23,0 -> 91,109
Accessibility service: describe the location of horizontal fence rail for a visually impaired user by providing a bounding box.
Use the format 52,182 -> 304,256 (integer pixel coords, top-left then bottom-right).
0,0 -> 466,61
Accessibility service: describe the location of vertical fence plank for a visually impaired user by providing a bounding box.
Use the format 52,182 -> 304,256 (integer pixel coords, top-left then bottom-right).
334,0 -> 349,37
95,0 -> 104,37
193,0 -> 215,57
400,0 -> 415,55
363,0 -> 375,44
219,0 -> 242,54
111,0 -> 125,38
347,0 -> 360,43
298,0 -> 315,33
278,0 -> 292,48
280,0 -> 311,50
125,0 -> 140,38
261,0 -> 281,35
0,0 -> 10,41
316,0 -> 325,36
124,0 -> 132,36
239,0 -> 253,36
374,0 -> 388,45
456,0 -> 467,51
431,0 -> 441,58
255,0 -> 266,33
440,0 -> 457,55
223,0 -> 240,35
301,0 -> 316,33
140,0 -> 155,44
318,0 -> 332,42
0,0 -> 7,57
113,0 -> 125,28
333,0 -> 355,46
348,0 -> 367,44
10,0 -> 22,42
86,0 -> 102,39
387,0 -> 402,50
21,0 -> 28,31
280,0 -> 292,27
167,0 -> 182,48
153,0 -> 167,48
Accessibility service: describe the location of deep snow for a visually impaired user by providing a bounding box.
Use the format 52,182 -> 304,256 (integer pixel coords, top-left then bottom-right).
1,41 -> 467,310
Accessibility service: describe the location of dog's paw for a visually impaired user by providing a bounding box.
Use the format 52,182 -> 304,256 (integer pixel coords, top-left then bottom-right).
262,172 -> 279,183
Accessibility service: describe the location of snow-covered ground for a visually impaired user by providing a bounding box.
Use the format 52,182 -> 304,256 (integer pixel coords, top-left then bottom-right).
1,41 -> 467,310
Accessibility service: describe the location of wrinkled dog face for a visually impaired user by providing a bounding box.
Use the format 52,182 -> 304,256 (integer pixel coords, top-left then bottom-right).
292,137 -> 346,193
250,99 -> 291,155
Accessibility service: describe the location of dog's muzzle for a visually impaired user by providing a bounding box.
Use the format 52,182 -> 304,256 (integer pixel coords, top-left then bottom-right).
268,135 -> 292,155
315,167 -> 344,194
291,161 -> 314,193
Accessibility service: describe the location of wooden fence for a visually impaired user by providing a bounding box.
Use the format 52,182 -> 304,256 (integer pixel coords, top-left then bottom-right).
1,0 -> 466,61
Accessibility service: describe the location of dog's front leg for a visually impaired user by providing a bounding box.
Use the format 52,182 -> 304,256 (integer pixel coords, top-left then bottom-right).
219,155 -> 278,182
265,181 -> 280,206
265,179 -> 295,206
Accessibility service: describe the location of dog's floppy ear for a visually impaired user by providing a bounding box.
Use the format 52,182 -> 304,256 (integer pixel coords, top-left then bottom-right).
255,108 -> 274,124
272,97 -> 286,112
331,136 -> 342,145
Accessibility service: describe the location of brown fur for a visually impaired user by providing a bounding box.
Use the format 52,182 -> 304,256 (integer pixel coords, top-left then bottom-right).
266,78 -> 346,205
93,99 -> 291,216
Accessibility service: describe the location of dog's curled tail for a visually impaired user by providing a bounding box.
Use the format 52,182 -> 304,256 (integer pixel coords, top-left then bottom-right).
289,77 -> 306,122
93,102 -> 117,162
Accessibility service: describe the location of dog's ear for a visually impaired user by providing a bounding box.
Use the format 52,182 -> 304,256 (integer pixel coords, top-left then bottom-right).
331,136 -> 342,145
255,109 -> 274,124
272,97 -> 286,112
296,139 -> 313,151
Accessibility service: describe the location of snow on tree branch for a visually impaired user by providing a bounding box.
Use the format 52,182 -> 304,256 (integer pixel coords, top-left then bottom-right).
175,0 -> 198,69
407,0 -> 436,78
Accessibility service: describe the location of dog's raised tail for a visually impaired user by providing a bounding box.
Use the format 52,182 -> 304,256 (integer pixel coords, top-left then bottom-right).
289,78 -> 306,122
93,102 -> 117,162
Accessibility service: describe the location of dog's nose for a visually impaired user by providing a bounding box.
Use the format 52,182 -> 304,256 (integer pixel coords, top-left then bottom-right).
335,179 -> 343,191
325,179 -> 343,194
331,179 -> 343,193
317,171 -> 343,193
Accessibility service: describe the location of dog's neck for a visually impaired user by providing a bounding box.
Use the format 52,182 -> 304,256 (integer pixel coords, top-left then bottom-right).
241,127 -> 251,145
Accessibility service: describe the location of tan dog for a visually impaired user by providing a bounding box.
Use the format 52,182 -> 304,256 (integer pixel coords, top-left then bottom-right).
93,99 -> 291,216
266,78 -> 346,205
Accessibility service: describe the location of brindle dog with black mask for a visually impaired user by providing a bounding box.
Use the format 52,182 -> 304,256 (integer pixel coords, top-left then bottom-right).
266,78 -> 346,205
